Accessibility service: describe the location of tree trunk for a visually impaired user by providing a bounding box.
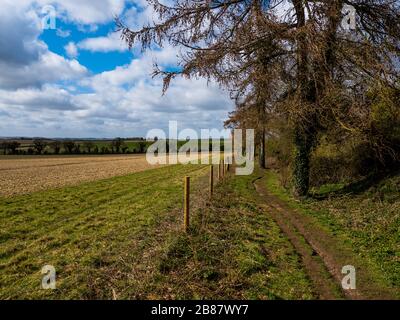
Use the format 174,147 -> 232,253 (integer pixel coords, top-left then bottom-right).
292,0 -> 314,197
292,1 -> 342,197
259,126 -> 266,169
293,128 -> 314,197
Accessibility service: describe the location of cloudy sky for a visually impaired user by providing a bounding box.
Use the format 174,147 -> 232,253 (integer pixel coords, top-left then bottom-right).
0,0 -> 234,138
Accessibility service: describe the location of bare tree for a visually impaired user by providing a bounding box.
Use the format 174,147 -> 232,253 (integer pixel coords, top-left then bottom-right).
7,141 -> 21,155
83,141 -> 95,154
50,141 -> 62,154
110,138 -> 124,153
138,141 -> 147,153
63,141 -> 76,154
33,139 -> 47,155
73,143 -> 81,154
0,141 -> 8,155
119,0 -> 400,196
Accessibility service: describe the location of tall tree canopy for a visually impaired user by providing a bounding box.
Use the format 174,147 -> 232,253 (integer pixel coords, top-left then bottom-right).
119,0 -> 400,196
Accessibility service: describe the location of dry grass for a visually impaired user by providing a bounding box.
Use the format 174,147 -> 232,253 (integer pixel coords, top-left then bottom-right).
0,155 -> 161,197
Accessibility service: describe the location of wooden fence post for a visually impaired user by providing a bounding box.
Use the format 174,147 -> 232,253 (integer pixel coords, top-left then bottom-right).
224,159 -> 226,176
231,131 -> 235,172
210,165 -> 214,197
184,176 -> 190,232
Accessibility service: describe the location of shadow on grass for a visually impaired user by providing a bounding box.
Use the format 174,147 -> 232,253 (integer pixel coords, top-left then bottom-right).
310,168 -> 400,200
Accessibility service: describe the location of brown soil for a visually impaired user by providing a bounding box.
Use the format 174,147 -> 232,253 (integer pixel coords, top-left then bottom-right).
0,155 -> 163,197
0,153 -> 218,197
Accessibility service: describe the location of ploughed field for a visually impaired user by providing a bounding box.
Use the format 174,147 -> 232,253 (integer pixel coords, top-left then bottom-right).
0,155 -> 162,197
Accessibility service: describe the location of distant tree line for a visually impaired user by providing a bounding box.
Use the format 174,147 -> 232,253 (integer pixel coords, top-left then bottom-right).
0,138 -> 224,155
0,138 -> 150,155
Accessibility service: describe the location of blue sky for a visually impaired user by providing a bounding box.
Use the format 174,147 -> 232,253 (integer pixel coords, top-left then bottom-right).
40,19 -> 134,73
0,0 -> 233,138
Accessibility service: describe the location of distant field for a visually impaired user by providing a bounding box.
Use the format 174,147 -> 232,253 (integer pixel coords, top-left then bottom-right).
0,153 -> 219,197
0,155 -> 162,197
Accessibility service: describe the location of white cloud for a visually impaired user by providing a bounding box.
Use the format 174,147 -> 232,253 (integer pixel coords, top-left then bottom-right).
77,32 -> 126,53
0,85 -> 79,111
120,2 -> 161,30
0,1 -> 87,90
0,50 -> 87,90
37,0 -> 126,25
80,44 -> 179,90
68,45 -> 232,135
0,3 -> 44,66
56,28 -> 71,38
0,44 -> 233,137
0,0 -> 126,25
65,42 -> 78,58
0,0 -> 234,138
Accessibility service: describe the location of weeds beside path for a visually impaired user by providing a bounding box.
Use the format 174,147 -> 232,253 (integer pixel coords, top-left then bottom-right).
255,169 -> 399,300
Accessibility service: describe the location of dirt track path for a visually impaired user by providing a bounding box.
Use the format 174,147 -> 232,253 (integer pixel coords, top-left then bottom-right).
253,172 -> 397,300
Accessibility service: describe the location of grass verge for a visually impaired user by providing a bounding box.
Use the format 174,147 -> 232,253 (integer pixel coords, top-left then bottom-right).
148,170 -> 315,299
264,169 -> 400,298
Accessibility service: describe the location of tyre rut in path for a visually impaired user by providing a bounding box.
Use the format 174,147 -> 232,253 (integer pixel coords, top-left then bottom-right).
253,173 -> 396,300
253,176 -> 344,300
253,172 -> 374,299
